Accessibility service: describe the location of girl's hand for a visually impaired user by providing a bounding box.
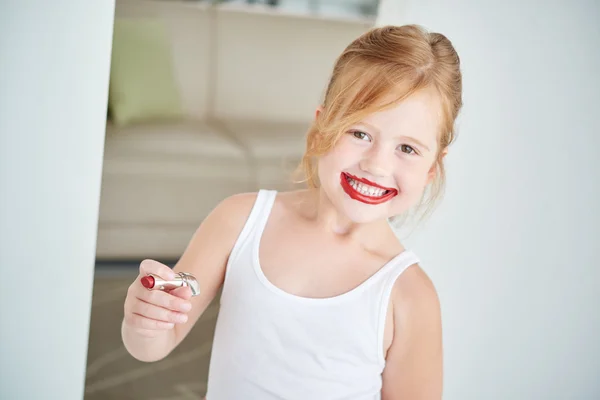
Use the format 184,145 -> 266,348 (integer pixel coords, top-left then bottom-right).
123,259 -> 193,338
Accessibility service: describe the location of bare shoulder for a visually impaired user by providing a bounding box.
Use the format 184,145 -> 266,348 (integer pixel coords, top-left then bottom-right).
177,191 -> 259,256
210,191 -> 260,227
392,263 -> 441,315
213,189 -> 307,232
390,264 -> 442,338
381,263 -> 443,399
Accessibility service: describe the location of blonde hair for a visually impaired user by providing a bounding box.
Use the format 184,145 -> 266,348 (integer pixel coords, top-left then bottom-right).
296,24 -> 463,226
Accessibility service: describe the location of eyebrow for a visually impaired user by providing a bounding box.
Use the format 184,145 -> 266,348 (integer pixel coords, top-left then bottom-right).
357,121 -> 432,152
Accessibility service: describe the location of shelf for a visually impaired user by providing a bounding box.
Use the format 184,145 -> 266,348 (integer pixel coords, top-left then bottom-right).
142,0 -> 377,25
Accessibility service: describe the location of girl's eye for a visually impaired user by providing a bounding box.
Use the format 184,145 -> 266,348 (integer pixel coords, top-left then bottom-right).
400,144 -> 417,155
352,131 -> 371,141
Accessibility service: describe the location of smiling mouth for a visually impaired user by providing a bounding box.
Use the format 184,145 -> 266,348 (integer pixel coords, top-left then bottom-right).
340,172 -> 398,205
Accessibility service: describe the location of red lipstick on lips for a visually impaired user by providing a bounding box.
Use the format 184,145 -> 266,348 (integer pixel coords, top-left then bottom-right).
340,172 -> 397,205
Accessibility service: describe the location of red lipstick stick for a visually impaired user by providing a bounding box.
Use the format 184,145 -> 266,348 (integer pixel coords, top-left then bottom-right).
140,272 -> 200,296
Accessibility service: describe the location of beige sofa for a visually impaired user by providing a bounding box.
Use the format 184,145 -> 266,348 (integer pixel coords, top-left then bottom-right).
96,0 -> 372,260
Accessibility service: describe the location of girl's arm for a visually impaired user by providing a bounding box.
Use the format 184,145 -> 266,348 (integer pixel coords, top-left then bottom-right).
169,192 -> 259,349
381,266 -> 443,400
122,192 -> 258,361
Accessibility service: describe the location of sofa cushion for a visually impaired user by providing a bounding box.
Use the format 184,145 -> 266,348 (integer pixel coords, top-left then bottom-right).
99,120 -> 252,227
217,119 -> 309,189
109,19 -> 184,126
218,119 -> 309,159
104,120 -> 245,163
114,0 -> 213,120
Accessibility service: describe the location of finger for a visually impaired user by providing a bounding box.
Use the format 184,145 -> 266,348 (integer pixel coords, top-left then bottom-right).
132,299 -> 189,324
137,287 -> 192,313
125,313 -> 175,331
169,286 -> 193,300
139,259 -> 176,280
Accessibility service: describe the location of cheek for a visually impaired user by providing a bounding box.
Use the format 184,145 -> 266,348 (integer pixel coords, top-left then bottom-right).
316,151 -> 340,185
393,161 -> 433,190
329,137 -> 356,158
319,139 -> 360,171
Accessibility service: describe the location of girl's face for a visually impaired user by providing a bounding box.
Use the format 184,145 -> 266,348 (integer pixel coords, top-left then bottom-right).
317,88 -> 444,224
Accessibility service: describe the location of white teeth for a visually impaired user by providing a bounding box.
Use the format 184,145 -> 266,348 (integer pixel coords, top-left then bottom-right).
346,175 -> 389,197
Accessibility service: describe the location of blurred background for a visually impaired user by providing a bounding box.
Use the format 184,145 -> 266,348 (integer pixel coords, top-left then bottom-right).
96,0 -> 376,262
88,0 -> 375,398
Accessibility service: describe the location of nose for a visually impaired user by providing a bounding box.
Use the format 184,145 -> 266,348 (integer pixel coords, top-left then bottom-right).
359,146 -> 392,178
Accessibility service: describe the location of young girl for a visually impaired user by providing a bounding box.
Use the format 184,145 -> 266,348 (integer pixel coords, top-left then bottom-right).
122,24 -> 463,399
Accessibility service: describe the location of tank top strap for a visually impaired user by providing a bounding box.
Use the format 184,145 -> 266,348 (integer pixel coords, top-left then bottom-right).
381,250 -> 421,288
249,189 -> 277,244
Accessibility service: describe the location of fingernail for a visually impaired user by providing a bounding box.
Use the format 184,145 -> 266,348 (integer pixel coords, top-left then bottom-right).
180,302 -> 192,312
178,314 -> 188,323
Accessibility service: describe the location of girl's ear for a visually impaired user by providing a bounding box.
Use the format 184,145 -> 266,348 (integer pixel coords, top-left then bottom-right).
312,106 -> 325,149
427,148 -> 448,185
315,105 -> 324,120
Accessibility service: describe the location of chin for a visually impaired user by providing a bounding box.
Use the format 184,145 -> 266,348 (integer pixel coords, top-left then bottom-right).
338,204 -> 387,223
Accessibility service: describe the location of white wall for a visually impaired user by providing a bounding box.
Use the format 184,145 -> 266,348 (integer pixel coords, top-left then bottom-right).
377,1 -> 600,399
0,1 -> 115,399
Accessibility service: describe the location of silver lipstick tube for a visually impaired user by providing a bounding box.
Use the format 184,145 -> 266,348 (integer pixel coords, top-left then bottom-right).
142,272 -> 201,296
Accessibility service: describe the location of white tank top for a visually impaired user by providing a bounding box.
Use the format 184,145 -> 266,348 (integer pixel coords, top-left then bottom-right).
205,190 -> 420,400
